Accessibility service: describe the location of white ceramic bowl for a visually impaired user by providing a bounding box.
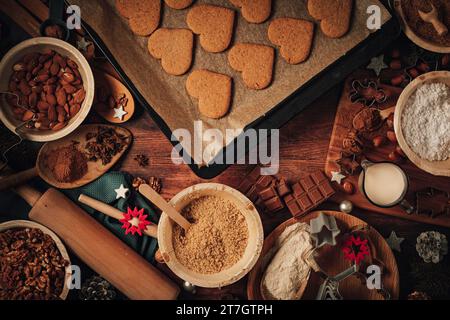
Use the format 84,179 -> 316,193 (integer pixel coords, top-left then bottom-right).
158,183 -> 264,288
0,220 -> 72,300
0,37 -> 94,142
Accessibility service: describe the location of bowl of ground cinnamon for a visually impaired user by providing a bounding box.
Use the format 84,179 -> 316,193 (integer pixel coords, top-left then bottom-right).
395,0 -> 450,53
157,183 -> 264,288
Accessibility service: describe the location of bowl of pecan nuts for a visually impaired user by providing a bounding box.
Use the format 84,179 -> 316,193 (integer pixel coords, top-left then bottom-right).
0,220 -> 72,300
0,37 -> 94,142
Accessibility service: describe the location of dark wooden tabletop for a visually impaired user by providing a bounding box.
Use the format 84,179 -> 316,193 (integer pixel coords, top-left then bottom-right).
113,84 -> 450,300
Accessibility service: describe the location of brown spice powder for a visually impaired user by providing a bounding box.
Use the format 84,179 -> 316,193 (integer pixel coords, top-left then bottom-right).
45,143 -> 88,183
403,0 -> 450,46
172,196 -> 249,274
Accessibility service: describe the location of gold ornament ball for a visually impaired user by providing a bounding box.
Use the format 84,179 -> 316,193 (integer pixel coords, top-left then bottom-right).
340,200 -> 353,213
182,281 -> 197,294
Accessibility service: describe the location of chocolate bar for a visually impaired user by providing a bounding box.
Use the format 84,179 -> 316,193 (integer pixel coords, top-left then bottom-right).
283,171 -> 335,217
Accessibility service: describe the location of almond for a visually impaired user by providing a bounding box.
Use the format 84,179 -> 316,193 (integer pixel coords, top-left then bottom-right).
51,122 -> 66,131
18,80 -> 31,95
8,80 -> 17,92
31,64 -> 43,76
37,101 -> 50,112
61,72 -> 75,83
50,62 -> 60,76
67,59 -> 78,69
56,89 -> 66,106
35,73 -> 49,82
13,62 -> 26,71
47,77 -> 57,85
44,59 -> 53,70
28,92 -> 38,108
56,105 -> 66,122
46,93 -> 57,106
386,131 -> 397,143
63,84 -> 77,94
69,104 -> 81,117
73,88 -> 85,104
22,110 -> 35,121
31,85 -> 43,94
43,84 -> 55,94
47,105 -> 57,122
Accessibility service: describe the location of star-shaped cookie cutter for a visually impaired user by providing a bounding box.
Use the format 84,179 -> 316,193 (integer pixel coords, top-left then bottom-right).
335,151 -> 361,176
310,212 -> 341,248
349,79 -> 387,107
415,188 -> 450,218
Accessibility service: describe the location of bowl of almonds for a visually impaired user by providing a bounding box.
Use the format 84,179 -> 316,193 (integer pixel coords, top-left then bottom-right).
0,37 -> 94,142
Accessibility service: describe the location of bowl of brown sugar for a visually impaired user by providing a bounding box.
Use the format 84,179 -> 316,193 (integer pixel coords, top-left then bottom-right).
157,183 -> 264,288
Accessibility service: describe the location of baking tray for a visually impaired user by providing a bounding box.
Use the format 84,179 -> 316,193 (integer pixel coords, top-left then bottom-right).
71,1 -> 401,179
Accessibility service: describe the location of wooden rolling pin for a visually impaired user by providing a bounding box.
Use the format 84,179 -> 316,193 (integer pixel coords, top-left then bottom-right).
15,185 -> 179,300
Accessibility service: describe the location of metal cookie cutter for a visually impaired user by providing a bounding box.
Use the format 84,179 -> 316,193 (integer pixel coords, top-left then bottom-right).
310,212 -> 340,248
349,79 -> 387,107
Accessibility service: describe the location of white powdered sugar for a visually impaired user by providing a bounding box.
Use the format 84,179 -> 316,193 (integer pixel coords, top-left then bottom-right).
401,82 -> 450,161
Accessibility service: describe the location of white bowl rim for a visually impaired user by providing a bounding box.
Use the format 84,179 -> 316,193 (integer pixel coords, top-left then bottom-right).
0,37 -> 94,142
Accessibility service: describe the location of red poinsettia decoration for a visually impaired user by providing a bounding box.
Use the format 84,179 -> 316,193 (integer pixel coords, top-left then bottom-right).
342,235 -> 370,265
120,207 -> 151,236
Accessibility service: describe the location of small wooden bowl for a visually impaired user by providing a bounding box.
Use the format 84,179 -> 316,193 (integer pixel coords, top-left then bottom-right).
394,0 -> 450,53
157,183 -> 264,288
0,220 -> 72,300
394,71 -> 450,177
0,37 -> 95,142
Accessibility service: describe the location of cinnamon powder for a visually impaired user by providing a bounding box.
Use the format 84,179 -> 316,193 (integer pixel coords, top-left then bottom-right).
44,143 -> 88,183
172,196 -> 249,274
403,0 -> 450,46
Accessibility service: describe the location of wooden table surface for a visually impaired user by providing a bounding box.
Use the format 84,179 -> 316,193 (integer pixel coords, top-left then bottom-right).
112,84 -> 450,300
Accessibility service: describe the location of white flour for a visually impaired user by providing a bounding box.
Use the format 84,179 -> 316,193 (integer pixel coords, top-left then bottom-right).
261,223 -> 313,300
402,82 -> 450,161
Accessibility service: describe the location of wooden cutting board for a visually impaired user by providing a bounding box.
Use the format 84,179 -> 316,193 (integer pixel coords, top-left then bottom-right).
247,210 -> 399,300
325,70 -> 450,227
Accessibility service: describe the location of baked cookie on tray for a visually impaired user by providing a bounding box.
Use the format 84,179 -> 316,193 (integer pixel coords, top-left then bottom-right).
307,0 -> 353,38
228,43 -> 275,90
115,0 -> 161,36
148,28 -> 194,76
268,18 -> 315,64
186,4 -> 235,53
229,0 -> 272,24
164,0 -> 194,10
186,70 -> 233,119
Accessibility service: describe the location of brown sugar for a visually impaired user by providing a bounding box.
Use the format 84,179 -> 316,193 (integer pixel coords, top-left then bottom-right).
44,143 -> 88,183
172,195 -> 249,274
403,0 -> 450,46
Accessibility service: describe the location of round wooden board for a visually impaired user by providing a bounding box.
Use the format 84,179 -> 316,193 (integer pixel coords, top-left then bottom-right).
394,71 -> 450,177
247,210 -> 400,300
0,220 -> 72,300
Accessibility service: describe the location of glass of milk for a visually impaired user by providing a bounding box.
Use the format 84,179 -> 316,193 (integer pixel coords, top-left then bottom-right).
358,160 -> 415,213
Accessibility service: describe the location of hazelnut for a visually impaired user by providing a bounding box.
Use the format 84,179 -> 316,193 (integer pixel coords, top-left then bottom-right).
386,130 -> 397,143
388,151 -> 402,163
373,135 -> 386,148
395,145 -> 406,157
386,114 -> 394,129
343,181 -> 355,195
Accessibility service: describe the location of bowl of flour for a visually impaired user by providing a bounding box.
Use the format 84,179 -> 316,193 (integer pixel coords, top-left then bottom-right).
394,71 -> 450,176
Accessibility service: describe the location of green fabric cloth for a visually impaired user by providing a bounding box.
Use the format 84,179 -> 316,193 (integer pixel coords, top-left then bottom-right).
0,171 -> 159,263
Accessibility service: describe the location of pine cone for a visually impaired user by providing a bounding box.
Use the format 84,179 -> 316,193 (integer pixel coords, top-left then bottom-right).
416,231 -> 448,263
79,276 -> 116,300
407,291 -> 430,300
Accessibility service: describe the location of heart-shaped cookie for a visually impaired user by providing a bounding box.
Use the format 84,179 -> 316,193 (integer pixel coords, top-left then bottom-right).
164,0 -> 193,10
228,43 -> 274,90
116,0 -> 161,36
186,4 -> 235,53
229,0 -> 271,24
268,18 -> 315,65
148,28 -> 194,76
307,0 -> 353,38
186,70 -> 232,119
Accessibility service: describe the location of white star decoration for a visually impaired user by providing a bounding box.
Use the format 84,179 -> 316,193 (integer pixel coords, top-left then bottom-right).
366,54 -> 388,76
385,231 -> 404,253
76,37 -> 91,52
113,106 -> 128,120
331,171 -> 346,184
114,184 -> 129,200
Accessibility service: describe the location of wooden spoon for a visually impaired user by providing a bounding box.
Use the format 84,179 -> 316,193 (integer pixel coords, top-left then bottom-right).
0,124 -> 132,191
139,184 -> 191,231
93,70 -> 135,123
418,3 -> 448,37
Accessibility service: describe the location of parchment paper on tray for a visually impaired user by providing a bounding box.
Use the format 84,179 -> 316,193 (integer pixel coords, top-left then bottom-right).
70,0 -> 391,164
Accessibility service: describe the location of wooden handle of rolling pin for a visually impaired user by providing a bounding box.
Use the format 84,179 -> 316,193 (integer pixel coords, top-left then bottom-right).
0,167 -> 38,192
29,188 -> 179,300
78,194 -> 158,238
